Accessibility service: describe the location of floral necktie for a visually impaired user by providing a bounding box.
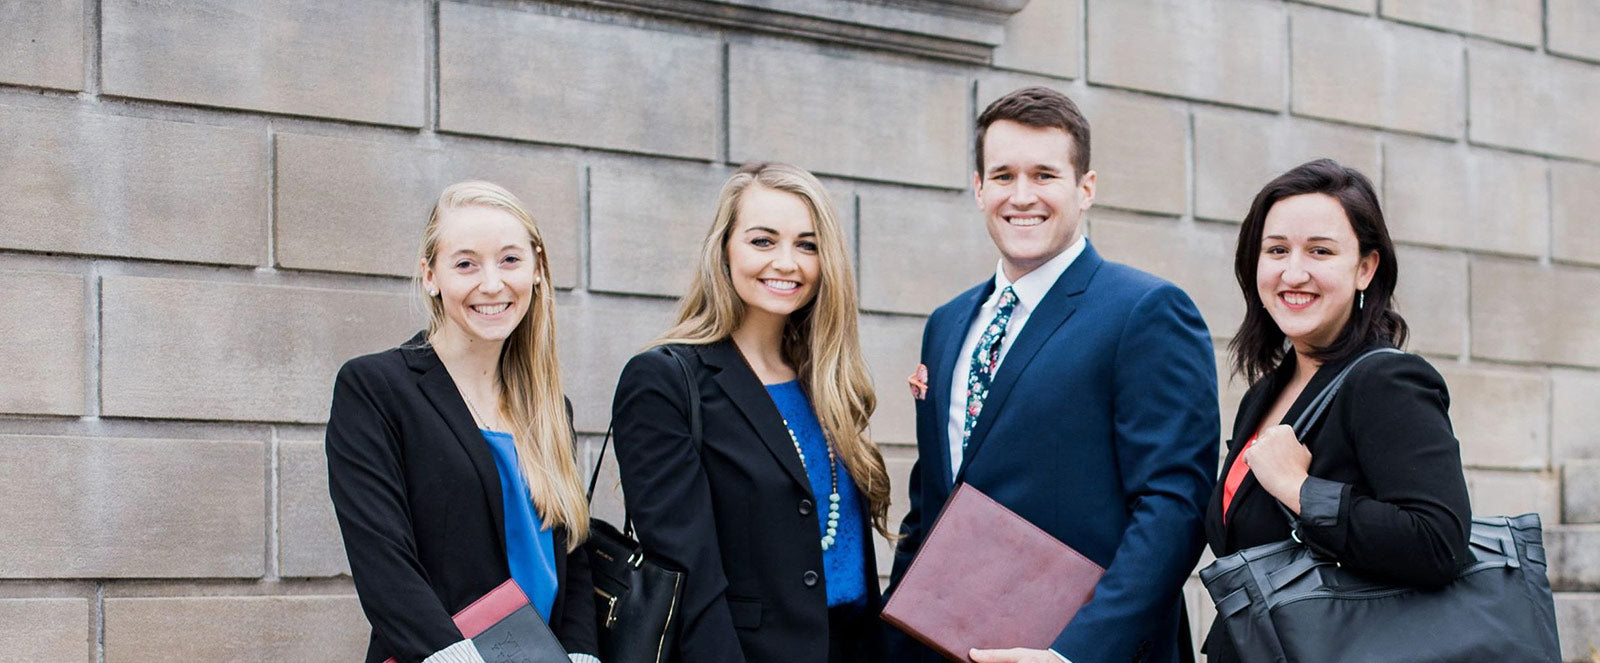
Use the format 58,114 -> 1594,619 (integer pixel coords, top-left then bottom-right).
963,286 -> 1018,449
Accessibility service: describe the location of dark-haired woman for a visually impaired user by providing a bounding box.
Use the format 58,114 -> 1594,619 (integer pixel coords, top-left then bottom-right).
1201,159 -> 1472,661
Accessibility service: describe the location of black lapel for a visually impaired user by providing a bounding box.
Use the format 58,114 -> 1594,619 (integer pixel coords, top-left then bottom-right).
699,340 -> 812,494
402,333 -> 508,556
956,243 -> 1103,482
930,281 -> 992,487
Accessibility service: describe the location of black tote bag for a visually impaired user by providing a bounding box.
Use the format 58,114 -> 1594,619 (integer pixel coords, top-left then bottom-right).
583,346 -> 697,663
1199,349 -> 1561,662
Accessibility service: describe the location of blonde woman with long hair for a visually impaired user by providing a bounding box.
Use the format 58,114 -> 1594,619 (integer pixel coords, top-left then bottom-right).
611,162 -> 893,663
326,181 -> 599,663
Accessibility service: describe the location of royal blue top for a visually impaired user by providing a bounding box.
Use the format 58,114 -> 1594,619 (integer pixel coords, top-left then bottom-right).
764,381 -> 867,607
480,428 -> 559,621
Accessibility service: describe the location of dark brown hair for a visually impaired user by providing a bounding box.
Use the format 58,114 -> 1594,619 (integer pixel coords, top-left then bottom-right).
1230,158 -> 1408,382
975,86 -> 1091,180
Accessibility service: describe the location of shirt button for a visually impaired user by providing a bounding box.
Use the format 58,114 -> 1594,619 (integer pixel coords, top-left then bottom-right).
798,499 -> 814,516
803,570 -> 819,587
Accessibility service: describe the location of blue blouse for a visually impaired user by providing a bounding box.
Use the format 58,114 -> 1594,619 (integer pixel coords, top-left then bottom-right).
480,428 -> 559,621
765,381 -> 867,607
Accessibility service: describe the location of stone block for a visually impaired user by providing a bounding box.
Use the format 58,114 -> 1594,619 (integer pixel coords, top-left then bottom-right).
555,294 -> 679,434
976,77 -> 1190,216
1291,6 -> 1463,139
100,276 -> 418,423
857,184 -> 992,315
1471,260 -> 1600,368
1383,138 -> 1546,257
1553,369 -> 1600,462
860,313 -> 928,446
1393,246 -> 1467,358
101,0 -> 423,126
440,2 -> 718,160
993,0 -> 1081,79
1548,525 -> 1600,591
1434,363 -> 1548,470
1564,460 -> 1600,524
1463,469 -> 1557,523
1556,593 -> 1600,663
1470,42 -> 1600,163
1193,109 -> 1380,223
1381,0 -> 1541,46
279,438 -> 348,578
275,133 -> 580,286
0,104 -> 267,265
1548,0 -> 1600,64
1553,162 -> 1600,267
1087,0 -> 1285,111
729,42 -> 969,189
0,598 -> 89,662
0,0 -> 82,90
1295,0 -> 1374,12
588,162 -> 732,298
1088,212 -> 1239,343
0,270 -> 85,416
0,434 -> 265,578
103,595 -> 367,661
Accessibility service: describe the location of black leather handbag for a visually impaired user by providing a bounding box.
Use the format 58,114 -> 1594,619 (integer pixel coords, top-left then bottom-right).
583,346 -> 695,663
1199,349 -> 1562,662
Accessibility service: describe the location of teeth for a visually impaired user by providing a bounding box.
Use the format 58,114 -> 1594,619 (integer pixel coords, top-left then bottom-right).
763,279 -> 799,291
471,303 -> 511,314
1283,293 -> 1314,306
1009,216 -> 1044,227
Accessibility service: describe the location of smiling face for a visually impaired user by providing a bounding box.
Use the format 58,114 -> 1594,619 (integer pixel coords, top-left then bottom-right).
421,204 -> 540,348
725,184 -> 821,329
975,119 -> 1096,282
1257,193 -> 1379,355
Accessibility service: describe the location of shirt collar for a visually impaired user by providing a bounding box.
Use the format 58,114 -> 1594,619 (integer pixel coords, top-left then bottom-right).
986,235 -> 1087,312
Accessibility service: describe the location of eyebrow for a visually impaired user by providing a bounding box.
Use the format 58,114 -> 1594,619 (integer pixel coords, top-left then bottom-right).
744,226 -> 816,238
986,163 -> 1063,176
449,244 -> 527,257
1264,235 -> 1340,242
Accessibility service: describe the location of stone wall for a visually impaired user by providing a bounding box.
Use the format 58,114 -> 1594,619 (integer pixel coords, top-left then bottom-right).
1,0 -> 1596,660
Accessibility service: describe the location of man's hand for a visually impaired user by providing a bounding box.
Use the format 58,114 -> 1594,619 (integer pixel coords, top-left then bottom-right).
1243,423 -> 1311,513
969,647 -> 1061,663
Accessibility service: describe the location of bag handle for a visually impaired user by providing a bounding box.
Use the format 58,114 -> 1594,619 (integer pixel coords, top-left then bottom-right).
1276,347 -> 1405,534
585,346 -> 703,535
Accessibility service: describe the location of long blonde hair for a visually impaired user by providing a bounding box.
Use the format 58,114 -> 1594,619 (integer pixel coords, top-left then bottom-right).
419,181 -> 588,548
654,162 -> 894,539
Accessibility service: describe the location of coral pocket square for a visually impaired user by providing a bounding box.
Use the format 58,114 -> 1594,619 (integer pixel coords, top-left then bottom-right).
908,363 -> 929,401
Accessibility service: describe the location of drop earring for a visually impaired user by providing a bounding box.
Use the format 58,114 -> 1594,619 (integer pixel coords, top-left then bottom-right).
1358,290 -> 1365,310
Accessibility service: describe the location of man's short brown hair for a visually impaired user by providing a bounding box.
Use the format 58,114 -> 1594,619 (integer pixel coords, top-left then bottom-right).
974,86 -> 1091,180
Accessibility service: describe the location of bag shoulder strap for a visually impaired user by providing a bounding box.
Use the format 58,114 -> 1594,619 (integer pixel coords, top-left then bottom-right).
586,345 -> 704,504
1276,347 -> 1405,532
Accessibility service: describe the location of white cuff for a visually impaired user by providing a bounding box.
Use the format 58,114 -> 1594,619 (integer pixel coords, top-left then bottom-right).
424,639 -> 487,663
1051,649 -> 1072,663
568,654 -> 601,663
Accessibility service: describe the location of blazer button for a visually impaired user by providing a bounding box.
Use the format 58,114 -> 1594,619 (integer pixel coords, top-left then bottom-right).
803,570 -> 819,587
798,499 -> 814,516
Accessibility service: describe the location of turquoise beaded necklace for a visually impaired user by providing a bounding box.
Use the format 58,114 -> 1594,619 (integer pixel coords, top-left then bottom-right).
782,419 -> 842,551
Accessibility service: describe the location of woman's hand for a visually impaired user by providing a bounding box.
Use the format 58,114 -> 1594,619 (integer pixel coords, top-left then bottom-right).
1243,424 -> 1312,513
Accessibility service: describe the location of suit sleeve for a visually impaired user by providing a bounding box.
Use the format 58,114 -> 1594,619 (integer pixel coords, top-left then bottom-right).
325,360 -> 463,663
1053,284 -> 1220,661
611,350 -> 748,663
1294,354 -> 1471,586
556,398 -> 602,657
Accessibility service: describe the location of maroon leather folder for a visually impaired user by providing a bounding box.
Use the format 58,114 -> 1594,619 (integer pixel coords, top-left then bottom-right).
881,483 -> 1106,662
383,579 -> 566,663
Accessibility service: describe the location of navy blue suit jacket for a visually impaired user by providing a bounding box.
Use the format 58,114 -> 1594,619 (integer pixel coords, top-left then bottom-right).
887,242 -> 1219,663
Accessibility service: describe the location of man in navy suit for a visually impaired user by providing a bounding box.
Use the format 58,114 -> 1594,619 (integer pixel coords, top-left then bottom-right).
886,86 -> 1219,663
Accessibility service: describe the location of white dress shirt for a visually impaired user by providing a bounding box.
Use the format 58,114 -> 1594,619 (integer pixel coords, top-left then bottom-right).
945,236 -> 1086,479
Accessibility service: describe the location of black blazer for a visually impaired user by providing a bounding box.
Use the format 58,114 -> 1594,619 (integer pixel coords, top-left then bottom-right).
1201,345 -> 1471,661
610,341 -> 886,663
326,332 -> 599,663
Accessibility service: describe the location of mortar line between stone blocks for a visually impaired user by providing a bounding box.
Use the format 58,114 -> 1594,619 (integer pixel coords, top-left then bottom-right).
426,0 -> 441,133
1543,164 -> 1554,267
1282,3 -> 1293,113
268,426 -> 281,580
579,165 -> 592,291
266,122 -> 278,270
718,39 -> 731,165
94,581 -> 105,663
1183,104 -> 1196,227
1077,0 -> 1089,81
87,262 -> 103,419
1459,40 -> 1471,144
84,0 -> 102,97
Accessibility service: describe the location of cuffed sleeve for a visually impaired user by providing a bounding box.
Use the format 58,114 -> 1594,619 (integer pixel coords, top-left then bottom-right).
568,654 -> 601,663
1296,475 -> 1347,528
422,640 -> 485,663
1051,649 -> 1073,662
